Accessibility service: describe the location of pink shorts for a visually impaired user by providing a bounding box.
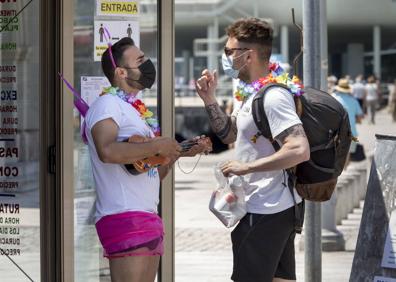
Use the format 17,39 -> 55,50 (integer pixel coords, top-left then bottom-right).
95,211 -> 164,258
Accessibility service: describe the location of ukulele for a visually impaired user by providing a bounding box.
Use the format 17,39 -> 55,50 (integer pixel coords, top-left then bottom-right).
124,135 -> 212,175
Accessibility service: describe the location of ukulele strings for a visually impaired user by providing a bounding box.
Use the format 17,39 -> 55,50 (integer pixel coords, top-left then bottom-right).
180,140 -> 199,152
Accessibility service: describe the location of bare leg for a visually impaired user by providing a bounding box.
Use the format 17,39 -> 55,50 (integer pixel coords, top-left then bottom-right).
367,101 -> 376,124
393,105 -> 396,122
109,250 -> 160,282
371,101 -> 376,124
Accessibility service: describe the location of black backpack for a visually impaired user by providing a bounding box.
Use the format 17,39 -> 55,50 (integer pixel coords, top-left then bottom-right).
252,83 -> 352,202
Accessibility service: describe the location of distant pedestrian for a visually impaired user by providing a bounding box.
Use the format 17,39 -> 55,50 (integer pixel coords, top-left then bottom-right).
365,76 -> 378,124
389,79 -> 396,122
327,75 -> 337,94
351,75 -> 367,112
344,74 -> 353,85
332,79 -> 364,167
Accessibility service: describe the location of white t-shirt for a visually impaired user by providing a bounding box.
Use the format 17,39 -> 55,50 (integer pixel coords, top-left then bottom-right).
85,94 -> 160,222
232,87 -> 303,214
352,82 -> 366,99
365,83 -> 378,101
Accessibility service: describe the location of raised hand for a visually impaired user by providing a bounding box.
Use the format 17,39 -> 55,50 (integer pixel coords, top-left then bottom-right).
195,69 -> 218,104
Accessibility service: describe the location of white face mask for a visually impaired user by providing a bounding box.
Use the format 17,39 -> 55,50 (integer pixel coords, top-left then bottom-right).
221,51 -> 249,79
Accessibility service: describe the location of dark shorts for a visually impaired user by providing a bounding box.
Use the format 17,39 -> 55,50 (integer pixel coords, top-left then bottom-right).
231,205 -> 297,282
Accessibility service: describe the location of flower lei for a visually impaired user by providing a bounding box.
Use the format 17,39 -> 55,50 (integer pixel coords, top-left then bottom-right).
101,86 -> 161,136
234,62 -> 304,102
234,62 -> 304,143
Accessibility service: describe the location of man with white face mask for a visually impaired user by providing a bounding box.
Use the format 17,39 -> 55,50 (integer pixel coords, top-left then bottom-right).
221,47 -> 251,79
196,18 -> 310,282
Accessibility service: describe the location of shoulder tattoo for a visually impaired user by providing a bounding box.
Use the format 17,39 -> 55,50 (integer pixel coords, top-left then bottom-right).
276,124 -> 306,144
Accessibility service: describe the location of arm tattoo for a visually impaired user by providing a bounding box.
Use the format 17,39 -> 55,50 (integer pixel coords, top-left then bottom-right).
275,124 -> 306,144
205,103 -> 237,141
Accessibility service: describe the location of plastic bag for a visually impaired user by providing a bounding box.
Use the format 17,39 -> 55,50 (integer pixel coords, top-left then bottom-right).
209,163 -> 247,228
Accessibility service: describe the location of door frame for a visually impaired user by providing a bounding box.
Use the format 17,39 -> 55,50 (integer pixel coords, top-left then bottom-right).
40,0 -> 74,281
158,0 -> 175,281
51,0 -> 176,281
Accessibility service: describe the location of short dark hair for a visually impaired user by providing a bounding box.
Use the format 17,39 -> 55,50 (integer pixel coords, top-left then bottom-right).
226,18 -> 273,61
367,75 -> 376,83
101,37 -> 135,84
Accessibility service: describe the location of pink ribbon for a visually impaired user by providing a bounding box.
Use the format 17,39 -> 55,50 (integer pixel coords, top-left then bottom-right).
103,27 -> 117,69
58,73 -> 89,144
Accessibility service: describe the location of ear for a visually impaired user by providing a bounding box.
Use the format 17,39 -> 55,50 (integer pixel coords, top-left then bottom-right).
246,49 -> 254,64
114,67 -> 127,80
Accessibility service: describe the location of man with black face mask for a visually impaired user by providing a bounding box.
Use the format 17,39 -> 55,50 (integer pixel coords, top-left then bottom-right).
196,18 -> 310,282
123,56 -> 157,90
84,37 -> 204,282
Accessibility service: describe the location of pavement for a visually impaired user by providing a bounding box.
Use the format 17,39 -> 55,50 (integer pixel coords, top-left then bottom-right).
174,109 -> 396,282
1,109 -> 394,282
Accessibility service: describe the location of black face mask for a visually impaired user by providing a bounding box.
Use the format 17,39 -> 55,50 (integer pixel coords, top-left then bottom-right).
131,59 -> 156,89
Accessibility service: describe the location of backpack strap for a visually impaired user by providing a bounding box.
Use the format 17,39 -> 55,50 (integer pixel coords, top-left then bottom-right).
252,83 -> 303,142
286,168 -> 304,234
252,82 -> 304,233
252,83 -> 288,140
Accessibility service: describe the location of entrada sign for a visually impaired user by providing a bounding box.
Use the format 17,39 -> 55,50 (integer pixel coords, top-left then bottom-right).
97,0 -> 139,17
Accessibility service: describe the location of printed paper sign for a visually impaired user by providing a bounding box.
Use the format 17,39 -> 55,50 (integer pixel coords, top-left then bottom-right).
97,0 -> 139,17
374,276 -> 396,282
381,210 -> 396,269
94,20 -> 140,61
80,76 -> 110,129
81,76 -> 111,106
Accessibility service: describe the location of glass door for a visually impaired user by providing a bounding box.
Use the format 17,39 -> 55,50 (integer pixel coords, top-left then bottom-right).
72,1 -> 159,281
0,0 -> 41,281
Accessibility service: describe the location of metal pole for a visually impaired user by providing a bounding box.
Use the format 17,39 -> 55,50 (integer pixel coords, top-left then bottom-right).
319,0 -> 344,252
213,17 -> 219,71
373,25 -> 381,79
207,24 -> 214,71
303,0 -> 322,281
253,1 -> 259,18
281,25 -> 289,65
319,0 -> 328,93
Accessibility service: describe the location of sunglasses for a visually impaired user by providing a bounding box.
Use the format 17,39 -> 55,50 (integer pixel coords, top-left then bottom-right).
223,47 -> 250,57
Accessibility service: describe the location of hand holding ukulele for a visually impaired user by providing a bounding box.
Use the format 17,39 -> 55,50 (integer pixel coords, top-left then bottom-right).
125,135 -> 212,174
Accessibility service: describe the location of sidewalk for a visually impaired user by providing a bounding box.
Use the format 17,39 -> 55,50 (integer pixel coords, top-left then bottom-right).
175,109 -> 396,282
